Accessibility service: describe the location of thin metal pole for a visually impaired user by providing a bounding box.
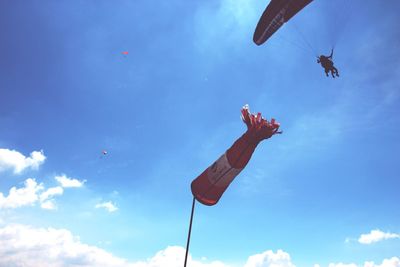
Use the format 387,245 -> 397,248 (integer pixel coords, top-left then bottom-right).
184,197 -> 196,267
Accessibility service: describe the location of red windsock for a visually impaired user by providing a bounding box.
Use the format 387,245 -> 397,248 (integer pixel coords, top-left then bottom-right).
191,105 -> 281,206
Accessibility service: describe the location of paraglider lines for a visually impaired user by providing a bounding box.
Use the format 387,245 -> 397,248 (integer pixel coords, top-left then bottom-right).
291,22 -> 318,57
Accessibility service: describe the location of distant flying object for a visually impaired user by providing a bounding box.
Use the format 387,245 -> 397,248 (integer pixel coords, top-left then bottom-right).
121,51 -> 129,56
253,0 -> 313,46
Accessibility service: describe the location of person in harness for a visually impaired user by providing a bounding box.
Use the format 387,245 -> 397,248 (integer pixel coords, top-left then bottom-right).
317,49 -> 339,78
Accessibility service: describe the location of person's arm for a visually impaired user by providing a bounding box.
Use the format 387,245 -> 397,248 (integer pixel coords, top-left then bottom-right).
328,49 -> 334,59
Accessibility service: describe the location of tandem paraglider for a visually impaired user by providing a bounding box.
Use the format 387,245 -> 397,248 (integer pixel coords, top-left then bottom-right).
317,49 -> 339,78
253,0 -> 351,78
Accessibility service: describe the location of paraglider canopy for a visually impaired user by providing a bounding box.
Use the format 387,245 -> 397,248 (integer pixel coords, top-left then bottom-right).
253,0 -> 313,46
121,51 -> 129,55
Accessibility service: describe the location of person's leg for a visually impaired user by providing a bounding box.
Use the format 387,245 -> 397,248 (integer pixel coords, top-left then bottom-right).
325,69 -> 329,77
334,67 -> 339,76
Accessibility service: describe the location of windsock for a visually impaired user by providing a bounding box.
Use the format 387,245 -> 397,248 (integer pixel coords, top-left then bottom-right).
191,105 -> 281,206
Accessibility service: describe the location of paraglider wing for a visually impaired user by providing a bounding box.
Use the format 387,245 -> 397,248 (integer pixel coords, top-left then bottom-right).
284,0 -> 313,22
253,0 -> 313,46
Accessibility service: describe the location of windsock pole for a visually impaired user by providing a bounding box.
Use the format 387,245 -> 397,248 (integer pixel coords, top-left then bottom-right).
184,197 -> 196,267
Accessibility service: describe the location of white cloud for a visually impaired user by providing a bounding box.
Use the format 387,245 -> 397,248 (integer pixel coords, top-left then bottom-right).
0,225 -> 228,267
328,264 -> 358,267
0,224 -> 132,267
0,177 -> 79,210
39,187 -> 64,210
41,200 -> 58,210
55,174 -> 85,188
327,258 -> 400,267
364,257 -> 400,267
131,246 -> 228,267
244,249 -> 296,267
358,229 -> 400,245
40,187 -> 64,202
95,201 -> 118,213
0,225 -> 398,267
0,178 -> 43,208
0,148 -> 46,174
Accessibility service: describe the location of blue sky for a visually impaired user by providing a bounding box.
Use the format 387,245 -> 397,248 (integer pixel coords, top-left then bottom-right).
0,0 -> 399,266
